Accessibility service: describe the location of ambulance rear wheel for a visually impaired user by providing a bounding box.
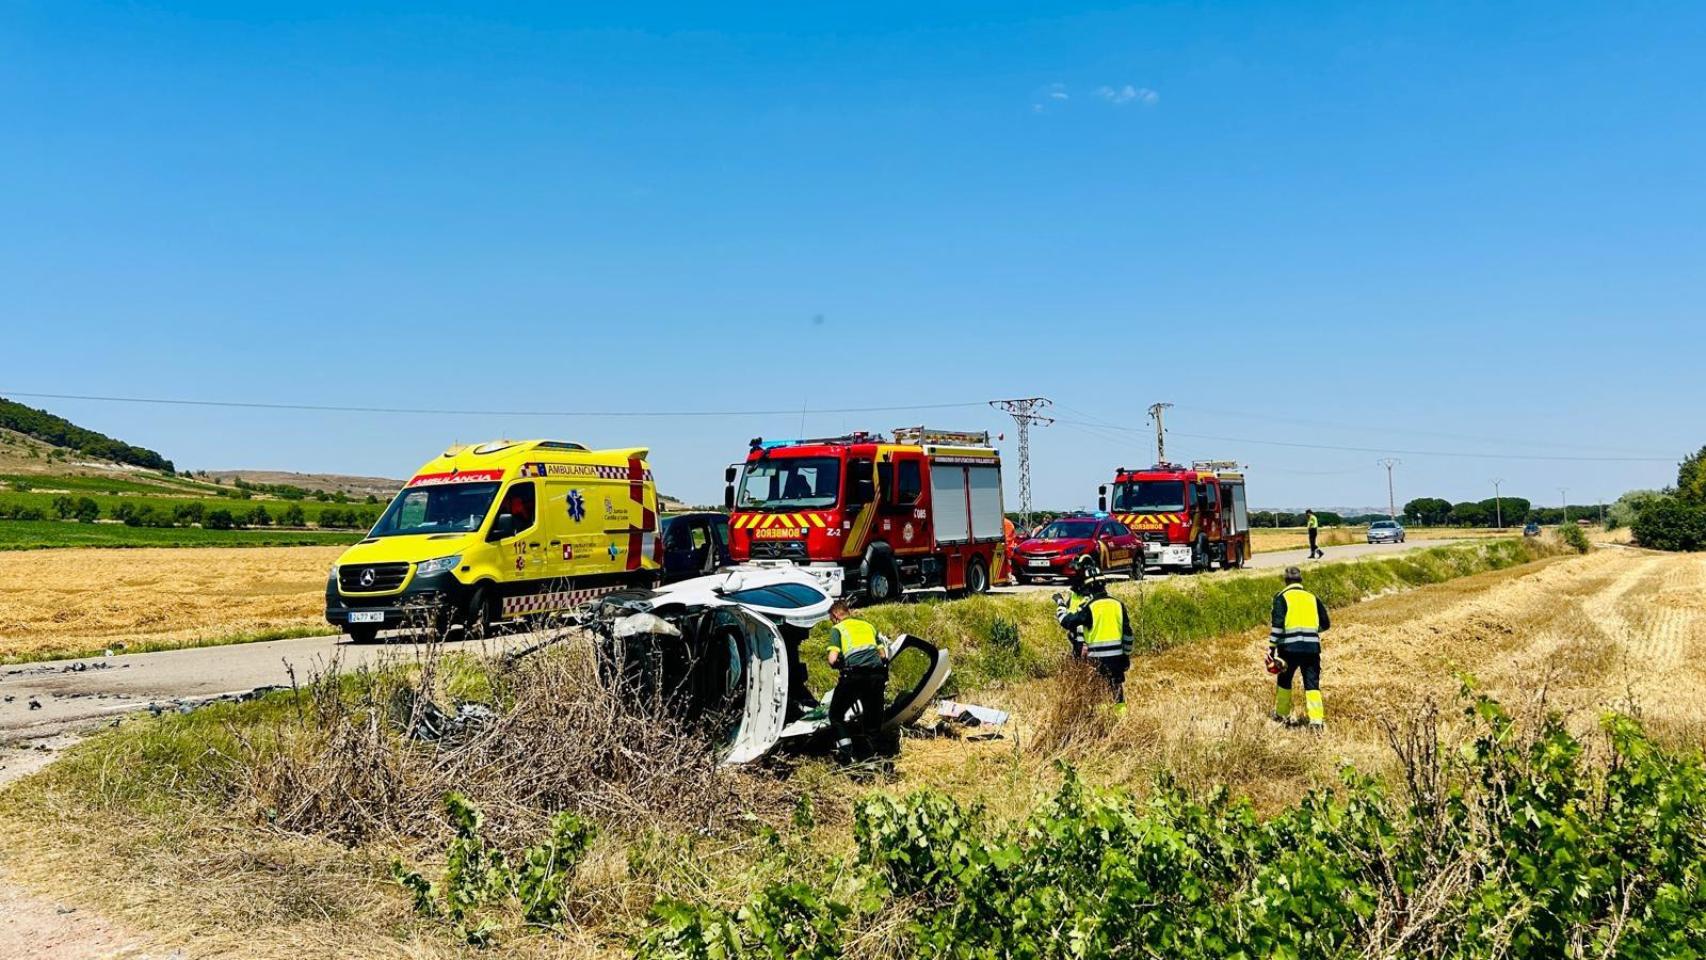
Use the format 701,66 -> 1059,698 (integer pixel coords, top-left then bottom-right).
965,558 -> 990,595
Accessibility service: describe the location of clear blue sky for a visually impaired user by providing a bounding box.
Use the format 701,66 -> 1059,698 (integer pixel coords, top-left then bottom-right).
4,1 -> 1701,510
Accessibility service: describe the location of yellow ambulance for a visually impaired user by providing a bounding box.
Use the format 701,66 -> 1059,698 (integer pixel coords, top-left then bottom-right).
325,439 -> 660,641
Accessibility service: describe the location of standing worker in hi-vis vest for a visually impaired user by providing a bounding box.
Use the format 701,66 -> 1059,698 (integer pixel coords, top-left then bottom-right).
1267,566 -> 1330,728
1057,566 -> 1135,703
826,600 -> 890,762
1054,556 -> 1097,658
1305,509 -> 1323,559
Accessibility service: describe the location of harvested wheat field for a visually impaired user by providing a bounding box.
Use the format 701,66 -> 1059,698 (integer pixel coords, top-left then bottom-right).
0,546 -> 341,662
898,546 -> 1706,815
1247,524 -> 1505,553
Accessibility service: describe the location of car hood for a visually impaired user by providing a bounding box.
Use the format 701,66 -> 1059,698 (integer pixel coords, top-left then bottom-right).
335,532 -> 478,566
1017,537 -> 1091,552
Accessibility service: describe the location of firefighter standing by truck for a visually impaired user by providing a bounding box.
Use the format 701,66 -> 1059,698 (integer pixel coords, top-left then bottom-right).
1268,566 -> 1330,728
826,601 -> 890,761
1056,562 -> 1134,703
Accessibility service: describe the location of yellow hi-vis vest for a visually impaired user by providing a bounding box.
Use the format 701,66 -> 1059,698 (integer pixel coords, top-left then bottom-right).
832,618 -> 884,669
1058,588 -> 1092,638
1084,596 -> 1131,658
1307,514 -> 1319,529
1271,584 -> 1321,647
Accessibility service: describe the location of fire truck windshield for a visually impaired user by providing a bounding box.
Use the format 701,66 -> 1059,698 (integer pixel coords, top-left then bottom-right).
1112,480 -> 1187,512
737,457 -> 841,510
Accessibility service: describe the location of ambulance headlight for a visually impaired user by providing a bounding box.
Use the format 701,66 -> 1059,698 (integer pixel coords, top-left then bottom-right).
415,555 -> 462,577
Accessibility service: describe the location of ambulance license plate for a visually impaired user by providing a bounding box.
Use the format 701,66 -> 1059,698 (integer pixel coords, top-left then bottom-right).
348,611 -> 384,624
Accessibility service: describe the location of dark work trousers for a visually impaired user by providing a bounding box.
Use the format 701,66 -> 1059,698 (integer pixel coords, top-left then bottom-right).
778,624 -> 819,721
1275,648 -> 1322,693
1092,655 -> 1129,703
830,666 -> 888,760
1308,527 -> 1321,558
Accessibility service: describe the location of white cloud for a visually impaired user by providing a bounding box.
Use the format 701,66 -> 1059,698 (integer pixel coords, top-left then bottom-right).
1095,84 -> 1159,106
1047,83 -> 1069,101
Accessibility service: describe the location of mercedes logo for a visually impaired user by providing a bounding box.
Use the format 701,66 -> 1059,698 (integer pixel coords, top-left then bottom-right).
359,568 -> 376,588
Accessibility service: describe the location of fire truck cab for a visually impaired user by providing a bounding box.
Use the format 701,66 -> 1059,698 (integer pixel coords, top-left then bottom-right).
724,428 -> 1009,602
1099,460 -> 1250,573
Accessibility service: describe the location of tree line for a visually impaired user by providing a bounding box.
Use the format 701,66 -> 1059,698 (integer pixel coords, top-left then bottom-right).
0,397 -> 174,472
0,496 -> 381,530
1624,445 -> 1706,551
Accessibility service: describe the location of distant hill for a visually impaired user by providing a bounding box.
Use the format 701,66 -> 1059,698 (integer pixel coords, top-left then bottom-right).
203,470 -> 404,500
0,396 -> 174,472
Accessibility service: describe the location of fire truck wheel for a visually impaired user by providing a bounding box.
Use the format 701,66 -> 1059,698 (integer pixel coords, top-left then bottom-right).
1191,536 -> 1210,573
1130,555 -> 1145,581
863,551 -> 902,604
965,558 -> 990,595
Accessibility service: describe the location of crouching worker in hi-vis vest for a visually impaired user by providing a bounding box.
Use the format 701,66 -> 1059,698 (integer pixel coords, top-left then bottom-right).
1057,575 -> 1134,704
1268,566 -> 1330,728
826,601 -> 890,762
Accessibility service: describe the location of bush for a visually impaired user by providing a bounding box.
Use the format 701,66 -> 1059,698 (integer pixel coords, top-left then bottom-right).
640,696 -> 1706,959
204,508 -> 236,531
1556,523 -> 1590,553
51,495 -> 74,519
73,497 -> 100,523
172,501 -> 205,526
1633,498 -> 1706,551
245,505 -> 273,527
278,503 -> 307,527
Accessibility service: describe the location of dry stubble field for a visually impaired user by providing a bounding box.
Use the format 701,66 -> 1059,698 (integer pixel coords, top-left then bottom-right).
0,546 -> 342,662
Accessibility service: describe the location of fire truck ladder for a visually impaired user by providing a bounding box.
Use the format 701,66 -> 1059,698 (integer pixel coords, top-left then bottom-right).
892,427 -> 992,447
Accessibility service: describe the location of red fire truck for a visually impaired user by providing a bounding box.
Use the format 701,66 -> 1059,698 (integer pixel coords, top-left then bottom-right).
1098,460 -> 1251,573
723,428 -> 1009,601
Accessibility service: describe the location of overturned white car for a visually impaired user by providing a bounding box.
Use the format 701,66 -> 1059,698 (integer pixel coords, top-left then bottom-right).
582,567 -> 950,764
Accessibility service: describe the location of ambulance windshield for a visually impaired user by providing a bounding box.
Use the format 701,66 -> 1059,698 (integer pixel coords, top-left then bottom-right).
1112,480 -> 1186,512
371,482 -> 501,537
737,457 -> 841,510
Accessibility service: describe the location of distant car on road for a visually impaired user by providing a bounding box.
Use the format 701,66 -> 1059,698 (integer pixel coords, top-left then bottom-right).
1011,514 -> 1143,583
658,512 -> 732,583
1367,519 -> 1406,544
1523,521 -> 1542,537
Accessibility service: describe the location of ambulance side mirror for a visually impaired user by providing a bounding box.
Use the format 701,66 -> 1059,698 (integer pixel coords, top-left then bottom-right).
487,513 -> 516,542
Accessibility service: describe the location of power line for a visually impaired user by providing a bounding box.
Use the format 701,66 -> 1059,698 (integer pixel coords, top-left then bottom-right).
1049,418 -> 1672,463
0,390 -> 988,420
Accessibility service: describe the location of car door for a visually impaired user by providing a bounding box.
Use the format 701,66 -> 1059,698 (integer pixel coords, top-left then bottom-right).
1102,521 -> 1137,564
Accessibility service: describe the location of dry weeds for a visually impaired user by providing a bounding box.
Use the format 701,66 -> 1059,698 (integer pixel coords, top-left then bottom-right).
0,545 -> 340,661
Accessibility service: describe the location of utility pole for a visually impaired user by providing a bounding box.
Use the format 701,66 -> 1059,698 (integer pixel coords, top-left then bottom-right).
1378,458 -> 1401,520
1559,487 -> 1568,525
1146,402 -> 1174,464
1492,478 -> 1504,529
989,397 -> 1053,528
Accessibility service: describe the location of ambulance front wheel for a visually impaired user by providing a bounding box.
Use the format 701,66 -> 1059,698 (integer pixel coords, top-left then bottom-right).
346,625 -> 380,644
461,585 -> 495,640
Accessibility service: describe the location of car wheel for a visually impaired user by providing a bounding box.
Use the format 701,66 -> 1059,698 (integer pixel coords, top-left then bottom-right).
346,625 -> 380,644
462,585 -> 495,641
1014,570 -> 1032,585
1130,554 -> 1145,581
965,558 -> 990,594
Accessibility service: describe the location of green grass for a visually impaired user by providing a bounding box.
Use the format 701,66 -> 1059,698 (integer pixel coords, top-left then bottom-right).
801,537 -> 1565,696
0,519 -> 362,550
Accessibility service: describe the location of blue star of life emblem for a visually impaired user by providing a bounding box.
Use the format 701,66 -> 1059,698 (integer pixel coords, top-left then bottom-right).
607,542 -> 620,560
566,489 -> 586,522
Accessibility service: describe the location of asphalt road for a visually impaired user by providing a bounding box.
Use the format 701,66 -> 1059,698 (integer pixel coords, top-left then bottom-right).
0,537 -> 1458,751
